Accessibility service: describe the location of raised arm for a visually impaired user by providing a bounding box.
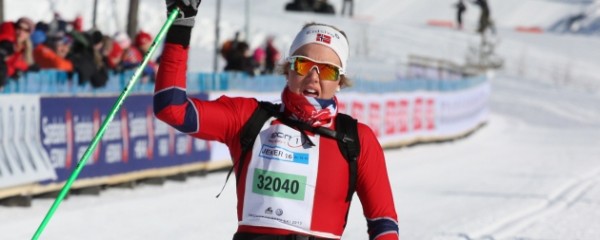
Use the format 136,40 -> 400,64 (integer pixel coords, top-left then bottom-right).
153,0 -> 258,145
153,25 -> 199,134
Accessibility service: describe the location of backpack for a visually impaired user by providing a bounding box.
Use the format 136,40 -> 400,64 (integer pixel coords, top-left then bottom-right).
217,101 -> 360,202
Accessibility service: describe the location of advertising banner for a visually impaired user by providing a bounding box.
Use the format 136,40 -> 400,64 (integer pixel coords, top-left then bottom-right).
39,93 -> 211,182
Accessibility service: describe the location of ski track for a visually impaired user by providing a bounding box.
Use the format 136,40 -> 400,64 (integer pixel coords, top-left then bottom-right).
461,166 -> 600,240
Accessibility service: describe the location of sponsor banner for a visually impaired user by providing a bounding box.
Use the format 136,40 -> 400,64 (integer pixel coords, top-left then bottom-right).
336,84 -> 488,145
435,81 -> 490,136
39,93 -> 210,182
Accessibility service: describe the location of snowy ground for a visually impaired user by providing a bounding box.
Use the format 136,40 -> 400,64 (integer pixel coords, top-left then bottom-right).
1,75 -> 600,240
3,0 -> 600,239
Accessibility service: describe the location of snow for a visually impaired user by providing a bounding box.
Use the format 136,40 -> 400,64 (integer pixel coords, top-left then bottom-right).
2,0 -> 600,239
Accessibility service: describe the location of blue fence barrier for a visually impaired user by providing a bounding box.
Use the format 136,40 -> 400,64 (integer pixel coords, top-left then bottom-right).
0,70 -> 486,95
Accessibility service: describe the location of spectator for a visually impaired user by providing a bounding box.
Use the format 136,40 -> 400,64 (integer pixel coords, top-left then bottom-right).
341,0 -> 354,17
134,31 -> 152,54
35,21 -> 50,34
285,0 -> 313,12
224,41 -> 256,76
220,31 -> 240,60
114,32 -> 147,76
455,0 -> 467,30
48,13 -> 71,35
68,30 -> 108,87
33,34 -> 74,72
72,15 -> 84,32
102,36 -> 124,71
252,46 -> 265,74
313,0 -> 335,14
134,30 -> 158,81
472,0 -> 493,35
0,17 -> 36,79
30,30 -> 47,48
264,36 -> 280,74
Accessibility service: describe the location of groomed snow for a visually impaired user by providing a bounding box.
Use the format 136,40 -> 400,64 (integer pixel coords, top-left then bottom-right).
2,0 -> 600,239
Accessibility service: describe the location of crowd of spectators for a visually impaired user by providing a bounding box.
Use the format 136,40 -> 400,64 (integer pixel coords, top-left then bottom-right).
1,14 -> 285,91
0,14 -> 157,90
221,32 -> 281,77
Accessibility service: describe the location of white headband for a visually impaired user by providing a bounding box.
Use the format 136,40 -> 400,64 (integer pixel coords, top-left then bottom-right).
288,25 -> 349,71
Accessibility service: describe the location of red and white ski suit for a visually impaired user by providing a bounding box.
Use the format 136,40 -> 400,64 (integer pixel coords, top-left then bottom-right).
154,33 -> 398,240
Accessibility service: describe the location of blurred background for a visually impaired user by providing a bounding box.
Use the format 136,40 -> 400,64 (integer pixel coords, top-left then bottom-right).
1,0 -> 600,239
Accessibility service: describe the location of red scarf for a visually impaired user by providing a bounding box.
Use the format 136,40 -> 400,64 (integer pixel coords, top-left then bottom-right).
281,87 -> 338,127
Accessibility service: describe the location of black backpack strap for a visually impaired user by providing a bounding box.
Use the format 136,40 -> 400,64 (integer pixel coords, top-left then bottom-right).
335,113 -> 360,202
236,101 -> 279,183
216,101 -> 278,198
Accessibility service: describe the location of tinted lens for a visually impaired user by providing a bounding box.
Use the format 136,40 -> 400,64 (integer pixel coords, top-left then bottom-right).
292,57 -> 340,81
17,25 -> 30,32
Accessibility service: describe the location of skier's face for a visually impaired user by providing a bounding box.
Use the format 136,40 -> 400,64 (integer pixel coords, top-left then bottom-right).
286,43 -> 342,100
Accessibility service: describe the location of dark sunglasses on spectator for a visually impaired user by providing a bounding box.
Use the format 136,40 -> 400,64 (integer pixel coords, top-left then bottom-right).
17,25 -> 31,32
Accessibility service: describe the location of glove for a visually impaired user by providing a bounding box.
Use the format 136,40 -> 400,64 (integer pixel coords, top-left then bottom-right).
166,0 -> 202,27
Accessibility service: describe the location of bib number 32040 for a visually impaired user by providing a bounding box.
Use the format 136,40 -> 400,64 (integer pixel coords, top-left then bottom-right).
252,168 -> 306,201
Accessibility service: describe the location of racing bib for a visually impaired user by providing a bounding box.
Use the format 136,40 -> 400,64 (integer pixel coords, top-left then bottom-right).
240,121 -> 324,236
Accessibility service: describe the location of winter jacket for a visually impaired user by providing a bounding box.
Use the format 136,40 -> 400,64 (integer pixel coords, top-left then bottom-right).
153,29 -> 399,239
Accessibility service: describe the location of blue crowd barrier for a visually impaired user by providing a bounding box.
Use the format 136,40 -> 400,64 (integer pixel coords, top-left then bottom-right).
0,70 -> 486,95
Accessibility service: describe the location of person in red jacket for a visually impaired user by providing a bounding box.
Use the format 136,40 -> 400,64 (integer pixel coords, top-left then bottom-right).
154,1 -> 398,239
0,17 -> 35,79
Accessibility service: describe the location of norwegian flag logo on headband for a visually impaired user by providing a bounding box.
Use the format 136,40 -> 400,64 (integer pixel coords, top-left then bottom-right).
316,33 -> 332,44
289,25 -> 349,69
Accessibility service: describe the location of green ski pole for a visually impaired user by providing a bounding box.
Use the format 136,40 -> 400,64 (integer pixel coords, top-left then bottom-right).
32,9 -> 181,240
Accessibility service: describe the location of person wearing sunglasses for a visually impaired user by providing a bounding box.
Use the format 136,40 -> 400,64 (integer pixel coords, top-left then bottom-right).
154,1 -> 398,239
0,17 -> 36,80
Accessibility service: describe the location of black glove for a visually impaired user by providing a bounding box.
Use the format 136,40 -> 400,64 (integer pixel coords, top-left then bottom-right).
166,0 -> 202,27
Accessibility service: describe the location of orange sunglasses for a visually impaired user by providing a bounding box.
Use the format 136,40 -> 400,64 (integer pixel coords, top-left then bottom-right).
287,56 -> 344,81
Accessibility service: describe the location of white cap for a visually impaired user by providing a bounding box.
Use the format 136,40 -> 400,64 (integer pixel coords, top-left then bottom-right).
288,24 -> 349,71
113,32 -> 131,49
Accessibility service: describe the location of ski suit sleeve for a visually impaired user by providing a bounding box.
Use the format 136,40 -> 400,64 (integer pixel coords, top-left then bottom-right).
356,123 -> 399,240
153,26 -> 258,145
